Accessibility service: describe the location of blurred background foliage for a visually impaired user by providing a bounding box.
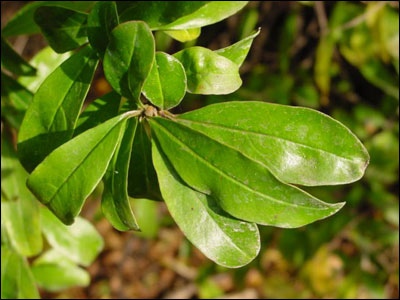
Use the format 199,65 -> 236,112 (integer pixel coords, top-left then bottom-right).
1,1 -> 399,299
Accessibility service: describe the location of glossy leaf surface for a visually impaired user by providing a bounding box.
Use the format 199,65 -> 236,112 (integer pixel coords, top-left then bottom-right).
104,21 -> 155,101
215,28 -> 260,66
40,207 -> 103,266
102,118 -> 140,231
150,117 -> 345,227
178,102 -> 370,186
142,52 -> 187,109
27,113 -> 129,225
34,6 -> 88,53
1,246 -> 39,299
31,250 -> 90,292
152,141 -> 260,267
174,47 -> 242,95
120,1 -> 248,30
87,1 -> 119,58
18,46 -> 98,173
1,38 -> 36,76
128,121 -> 162,201
164,27 -> 201,42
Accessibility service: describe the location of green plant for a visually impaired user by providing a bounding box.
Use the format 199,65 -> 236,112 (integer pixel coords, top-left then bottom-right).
2,0 -> 370,281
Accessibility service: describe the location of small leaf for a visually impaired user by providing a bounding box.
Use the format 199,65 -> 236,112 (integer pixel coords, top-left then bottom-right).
174,47 -> 242,94
34,6 -> 88,53
102,118 -> 140,231
1,138 -> 42,257
132,198 -> 160,239
18,45 -> 98,173
1,38 -> 36,76
31,250 -> 90,292
103,21 -> 155,101
150,117 -> 345,228
40,207 -> 103,266
164,27 -> 201,42
120,1 -> 248,30
18,46 -> 71,93
142,52 -> 187,109
87,1 -> 119,58
178,101 -> 370,186
128,121 -> 162,201
27,113 -> 131,225
1,1 -> 95,37
1,246 -> 40,299
215,28 -> 260,67
152,141 -> 260,267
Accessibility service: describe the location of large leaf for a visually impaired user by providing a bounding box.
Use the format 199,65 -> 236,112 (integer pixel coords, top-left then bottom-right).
1,246 -> 40,299
27,113 -> 131,225
34,6 -> 88,53
174,47 -> 242,95
1,138 -> 42,257
120,1 -> 248,30
152,141 -> 260,267
142,52 -> 187,109
149,117 -> 345,228
103,21 -> 155,101
102,118 -> 140,231
31,250 -> 90,292
177,102 -> 370,186
128,121 -> 162,201
1,38 -> 36,76
18,47 -> 71,93
87,1 -> 119,58
18,45 -> 98,173
40,207 -> 103,266
215,28 -> 260,67
1,1 -> 95,37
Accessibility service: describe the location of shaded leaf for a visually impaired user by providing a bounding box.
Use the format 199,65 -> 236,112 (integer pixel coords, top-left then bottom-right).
1,38 -> 36,76
164,27 -> 201,42
132,198 -> 160,239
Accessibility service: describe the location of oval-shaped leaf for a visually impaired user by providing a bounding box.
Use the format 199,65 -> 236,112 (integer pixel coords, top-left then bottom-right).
1,38 -> 36,76
34,6 -> 88,53
128,121 -> 162,201
142,52 -> 187,109
120,1 -> 248,30
164,27 -> 201,42
173,47 -> 242,95
178,101 -> 370,186
87,1 -> 119,58
152,141 -> 260,267
27,113 -> 131,225
40,207 -> 103,266
103,21 -> 155,101
149,117 -> 345,228
18,45 -> 98,173
102,118 -> 140,231
215,28 -> 260,67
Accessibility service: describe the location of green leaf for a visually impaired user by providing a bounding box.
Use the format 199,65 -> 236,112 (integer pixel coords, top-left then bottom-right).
215,28 -> 260,67
178,102 -> 370,186
164,27 -> 201,42
1,38 -> 36,76
174,47 -> 242,94
1,1 -> 95,38
152,141 -> 260,267
34,6 -> 88,53
149,116 -> 345,228
1,138 -> 42,257
27,113 -> 132,225
74,91 -> 122,137
87,1 -> 119,58
103,21 -> 155,101
40,207 -> 103,266
142,52 -> 187,109
128,121 -> 162,201
120,1 -> 248,30
132,198 -> 160,239
102,118 -> 140,231
18,45 -> 98,173
18,46 -> 71,93
31,250 -> 90,292
1,246 -> 40,299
